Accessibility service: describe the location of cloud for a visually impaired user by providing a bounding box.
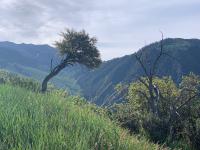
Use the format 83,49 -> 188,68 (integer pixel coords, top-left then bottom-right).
0,0 -> 199,60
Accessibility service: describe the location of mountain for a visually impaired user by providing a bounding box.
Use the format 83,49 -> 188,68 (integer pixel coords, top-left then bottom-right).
0,41 -> 81,94
1,38 -> 200,105
75,38 -> 200,105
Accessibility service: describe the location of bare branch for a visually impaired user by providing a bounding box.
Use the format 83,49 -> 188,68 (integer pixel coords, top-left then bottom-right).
176,92 -> 199,112
162,52 -> 180,63
151,34 -> 164,76
135,52 -> 149,77
138,77 -> 149,89
175,88 -> 197,105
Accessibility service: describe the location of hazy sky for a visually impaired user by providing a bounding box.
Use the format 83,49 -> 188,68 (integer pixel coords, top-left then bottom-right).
0,0 -> 200,60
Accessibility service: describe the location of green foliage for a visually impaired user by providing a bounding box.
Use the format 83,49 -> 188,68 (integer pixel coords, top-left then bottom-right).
0,70 -> 63,93
67,96 -> 110,117
127,77 -> 179,119
0,85 -> 161,150
0,70 -> 41,92
111,74 -> 200,149
55,29 -> 102,69
41,29 -> 103,92
111,103 -> 141,134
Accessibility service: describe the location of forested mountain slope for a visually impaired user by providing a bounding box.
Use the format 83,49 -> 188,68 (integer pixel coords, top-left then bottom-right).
0,41 -> 82,94
1,38 -> 200,105
76,38 -> 200,105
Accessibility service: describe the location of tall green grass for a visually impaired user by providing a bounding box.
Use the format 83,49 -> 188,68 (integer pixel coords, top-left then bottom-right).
0,85 -> 162,150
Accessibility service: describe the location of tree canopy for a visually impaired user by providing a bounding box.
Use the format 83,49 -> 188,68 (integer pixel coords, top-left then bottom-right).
55,29 -> 101,68
41,29 -> 102,92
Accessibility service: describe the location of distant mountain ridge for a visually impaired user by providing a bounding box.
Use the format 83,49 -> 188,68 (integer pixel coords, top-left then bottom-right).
0,41 -> 81,94
0,38 -> 200,105
0,41 -> 56,70
75,38 -> 200,105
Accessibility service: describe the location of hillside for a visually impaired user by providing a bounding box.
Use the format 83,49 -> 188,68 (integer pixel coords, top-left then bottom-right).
76,38 -> 200,105
0,84 -> 161,150
1,39 -> 200,105
0,41 -> 81,94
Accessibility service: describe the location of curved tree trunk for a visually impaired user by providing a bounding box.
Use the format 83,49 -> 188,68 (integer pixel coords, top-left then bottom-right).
41,72 -> 55,92
41,62 -> 67,93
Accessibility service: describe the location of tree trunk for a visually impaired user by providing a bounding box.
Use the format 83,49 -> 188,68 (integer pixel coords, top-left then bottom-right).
41,72 -> 54,92
149,78 -> 156,115
41,62 -> 66,93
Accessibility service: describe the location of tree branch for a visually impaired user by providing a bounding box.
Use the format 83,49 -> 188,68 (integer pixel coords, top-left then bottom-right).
138,77 -> 149,89
151,33 -> 164,76
50,58 -> 53,72
135,52 -> 149,77
176,92 -> 199,112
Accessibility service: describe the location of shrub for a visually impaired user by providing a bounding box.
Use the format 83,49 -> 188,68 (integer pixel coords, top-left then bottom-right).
111,74 -> 200,150
0,70 -> 40,92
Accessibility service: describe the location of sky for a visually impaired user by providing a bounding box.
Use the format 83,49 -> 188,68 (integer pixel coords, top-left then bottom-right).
0,0 -> 200,60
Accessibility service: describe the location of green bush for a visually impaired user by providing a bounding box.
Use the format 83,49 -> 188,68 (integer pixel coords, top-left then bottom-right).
111,73 -> 200,150
0,70 -> 41,92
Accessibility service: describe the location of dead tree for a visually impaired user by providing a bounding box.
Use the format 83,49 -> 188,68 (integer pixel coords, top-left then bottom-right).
135,34 -> 200,141
135,33 -> 165,117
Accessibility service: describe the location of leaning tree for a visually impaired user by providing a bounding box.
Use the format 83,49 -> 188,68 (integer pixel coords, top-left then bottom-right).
41,29 -> 102,92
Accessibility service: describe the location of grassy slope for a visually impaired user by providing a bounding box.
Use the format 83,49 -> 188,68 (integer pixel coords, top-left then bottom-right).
0,85 -> 162,150
3,64 -> 82,95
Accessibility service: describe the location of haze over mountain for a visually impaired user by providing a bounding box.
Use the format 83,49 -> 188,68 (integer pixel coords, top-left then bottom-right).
0,38 -> 200,105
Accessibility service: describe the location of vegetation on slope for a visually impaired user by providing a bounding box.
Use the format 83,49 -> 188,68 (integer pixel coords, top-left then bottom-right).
0,84 -> 161,150
0,42 -> 81,94
76,38 -> 200,105
112,74 -> 200,150
0,70 -> 41,92
1,39 -> 200,105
